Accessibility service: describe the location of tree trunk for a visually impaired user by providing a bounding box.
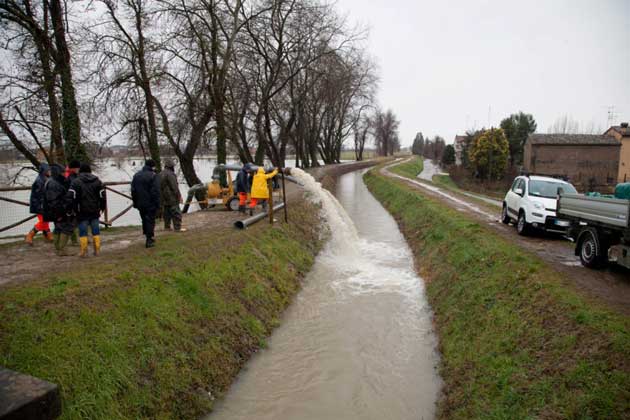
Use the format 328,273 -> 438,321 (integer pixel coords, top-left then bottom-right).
49,0 -> 87,163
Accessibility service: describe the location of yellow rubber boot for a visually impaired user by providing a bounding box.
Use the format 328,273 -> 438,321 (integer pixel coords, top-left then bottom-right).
93,235 -> 101,256
79,236 -> 89,257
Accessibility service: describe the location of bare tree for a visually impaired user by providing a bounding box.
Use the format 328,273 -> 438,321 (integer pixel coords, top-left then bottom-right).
373,109 -> 400,156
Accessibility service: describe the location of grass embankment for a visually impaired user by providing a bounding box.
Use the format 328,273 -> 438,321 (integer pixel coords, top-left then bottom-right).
0,200 -> 323,419
388,155 -> 424,178
364,167 -> 629,419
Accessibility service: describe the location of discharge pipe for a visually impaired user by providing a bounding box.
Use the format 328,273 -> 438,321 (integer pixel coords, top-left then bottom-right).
234,203 -> 285,230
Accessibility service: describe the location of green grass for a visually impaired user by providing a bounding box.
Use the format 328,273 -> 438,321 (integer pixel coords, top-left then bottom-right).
432,174 -> 458,190
339,150 -> 377,161
388,155 -> 424,179
364,167 -> 629,419
0,201 -> 323,419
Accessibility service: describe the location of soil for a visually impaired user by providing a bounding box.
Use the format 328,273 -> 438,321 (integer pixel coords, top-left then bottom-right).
382,161 -> 630,316
0,160 -> 382,289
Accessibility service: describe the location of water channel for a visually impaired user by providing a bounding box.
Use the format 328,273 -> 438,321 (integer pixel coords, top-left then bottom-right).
208,169 -> 441,420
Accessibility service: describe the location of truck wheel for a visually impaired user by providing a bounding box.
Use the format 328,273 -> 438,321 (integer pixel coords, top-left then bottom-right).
578,228 -> 607,269
517,211 -> 530,236
501,204 -> 510,224
226,196 -> 240,211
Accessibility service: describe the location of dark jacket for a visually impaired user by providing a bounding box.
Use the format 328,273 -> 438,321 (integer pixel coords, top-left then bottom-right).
236,166 -> 253,194
29,163 -> 49,214
68,172 -> 106,221
43,164 -> 68,222
131,165 -> 160,212
159,168 -> 181,207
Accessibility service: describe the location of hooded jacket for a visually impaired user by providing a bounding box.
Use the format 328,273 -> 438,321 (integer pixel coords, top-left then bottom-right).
131,165 -> 160,211
236,164 -> 253,194
159,167 -> 181,207
250,167 -> 278,199
29,163 -> 50,214
43,164 -> 69,222
68,172 -> 106,220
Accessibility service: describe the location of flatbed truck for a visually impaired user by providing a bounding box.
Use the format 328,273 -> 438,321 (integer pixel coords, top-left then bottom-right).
557,194 -> 630,269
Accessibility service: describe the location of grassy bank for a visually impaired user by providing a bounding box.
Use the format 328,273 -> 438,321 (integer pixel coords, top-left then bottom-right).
0,200 -> 323,419
364,168 -> 629,419
388,155 -> 423,178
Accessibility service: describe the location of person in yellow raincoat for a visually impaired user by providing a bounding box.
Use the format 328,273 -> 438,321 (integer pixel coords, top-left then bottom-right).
249,167 -> 278,216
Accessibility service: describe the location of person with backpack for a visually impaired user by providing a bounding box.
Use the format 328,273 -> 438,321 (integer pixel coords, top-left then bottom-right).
43,164 -> 75,256
67,163 -> 106,257
131,159 -> 160,248
65,160 -> 81,246
159,159 -> 186,232
25,163 -> 53,245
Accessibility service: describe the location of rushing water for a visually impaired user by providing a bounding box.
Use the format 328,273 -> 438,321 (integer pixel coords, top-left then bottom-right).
208,169 -> 441,420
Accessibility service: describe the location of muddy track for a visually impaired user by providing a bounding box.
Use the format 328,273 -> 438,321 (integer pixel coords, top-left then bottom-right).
0,160 -> 382,289
381,160 -> 630,316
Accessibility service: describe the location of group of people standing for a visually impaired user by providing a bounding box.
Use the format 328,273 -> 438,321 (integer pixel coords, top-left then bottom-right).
26,160 -> 106,257
130,158 -> 186,249
236,164 -> 279,216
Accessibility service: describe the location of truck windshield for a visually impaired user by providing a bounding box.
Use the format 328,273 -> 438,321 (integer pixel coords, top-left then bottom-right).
529,180 -> 577,198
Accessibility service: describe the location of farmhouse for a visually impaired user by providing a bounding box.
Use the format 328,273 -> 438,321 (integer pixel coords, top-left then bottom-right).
603,123 -> 630,183
523,134 -> 621,192
453,135 -> 467,166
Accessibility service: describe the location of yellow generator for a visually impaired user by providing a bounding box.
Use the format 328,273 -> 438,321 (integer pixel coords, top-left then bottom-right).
183,164 -> 241,213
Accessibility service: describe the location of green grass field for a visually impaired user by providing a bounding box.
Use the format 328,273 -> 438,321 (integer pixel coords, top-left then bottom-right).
388,155 -> 424,179
0,201 -> 323,419
364,166 -> 629,419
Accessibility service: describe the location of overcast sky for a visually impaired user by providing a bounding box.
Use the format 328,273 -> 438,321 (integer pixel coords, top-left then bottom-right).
335,0 -> 630,146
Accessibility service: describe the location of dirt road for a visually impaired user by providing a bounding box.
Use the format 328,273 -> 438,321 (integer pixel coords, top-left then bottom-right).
0,160 -> 381,289
382,160 -> 630,316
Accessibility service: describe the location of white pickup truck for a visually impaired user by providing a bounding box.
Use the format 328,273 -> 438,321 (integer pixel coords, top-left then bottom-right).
557,194 -> 630,269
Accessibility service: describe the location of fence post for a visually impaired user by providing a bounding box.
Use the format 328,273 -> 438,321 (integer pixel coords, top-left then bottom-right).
103,188 -> 109,225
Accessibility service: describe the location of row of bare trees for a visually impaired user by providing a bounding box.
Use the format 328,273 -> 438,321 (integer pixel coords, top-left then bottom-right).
0,0 -> 385,187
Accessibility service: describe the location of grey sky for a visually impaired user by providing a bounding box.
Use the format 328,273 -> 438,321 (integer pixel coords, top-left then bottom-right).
336,0 -> 630,146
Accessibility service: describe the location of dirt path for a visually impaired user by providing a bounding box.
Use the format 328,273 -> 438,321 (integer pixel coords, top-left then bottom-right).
382,160 -> 630,316
0,160 -> 381,289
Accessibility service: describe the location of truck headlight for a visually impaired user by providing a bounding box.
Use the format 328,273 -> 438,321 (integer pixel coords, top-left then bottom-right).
533,202 -> 544,210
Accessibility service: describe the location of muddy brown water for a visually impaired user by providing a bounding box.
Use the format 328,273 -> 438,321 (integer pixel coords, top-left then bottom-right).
208,169 -> 441,420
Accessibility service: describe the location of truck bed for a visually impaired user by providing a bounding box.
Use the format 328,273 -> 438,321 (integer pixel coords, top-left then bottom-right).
557,194 -> 630,229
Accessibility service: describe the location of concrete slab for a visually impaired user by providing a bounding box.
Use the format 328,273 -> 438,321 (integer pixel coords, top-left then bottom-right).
0,367 -> 61,420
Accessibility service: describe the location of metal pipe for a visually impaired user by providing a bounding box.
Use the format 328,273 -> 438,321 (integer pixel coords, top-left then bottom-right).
234,203 -> 285,230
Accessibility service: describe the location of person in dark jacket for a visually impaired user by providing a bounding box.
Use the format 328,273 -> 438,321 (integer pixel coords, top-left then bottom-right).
131,159 -> 160,248
68,163 -> 106,257
25,163 -> 53,245
44,164 -> 75,256
65,159 -> 81,245
159,159 -> 186,232
235,163 -> 253,214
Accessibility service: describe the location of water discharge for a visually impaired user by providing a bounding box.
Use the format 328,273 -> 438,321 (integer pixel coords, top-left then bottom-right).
208,169 -> 441,420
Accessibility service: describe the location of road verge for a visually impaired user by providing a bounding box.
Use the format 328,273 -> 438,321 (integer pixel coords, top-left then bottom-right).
364,165 -> 629,419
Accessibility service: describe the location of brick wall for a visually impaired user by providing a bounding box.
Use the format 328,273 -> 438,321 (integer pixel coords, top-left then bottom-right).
524,144 -> 620,192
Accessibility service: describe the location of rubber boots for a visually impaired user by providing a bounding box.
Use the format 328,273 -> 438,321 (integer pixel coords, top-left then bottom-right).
70,230 -> 79,246
238,205 -> 245,214
53,232 -> 61,252
44,230 -> 54,242
25,229 -> 36,246
79,236 -> 89,257
93,235 -> 101,256
56,233 -> 75,256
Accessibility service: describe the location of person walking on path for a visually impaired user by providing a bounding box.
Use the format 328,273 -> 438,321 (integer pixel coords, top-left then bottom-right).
65,160 -> 81,246
132,159 -> 160,248
159,159 -> 186,232
248,167 -> 278,216
68,163 -> 106,257
236,163 -> 253,214
25,163 -> 53,245
44,164 -> 75,256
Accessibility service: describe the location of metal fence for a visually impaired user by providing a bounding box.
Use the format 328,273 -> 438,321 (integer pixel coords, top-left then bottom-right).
0,182 -> 135,238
